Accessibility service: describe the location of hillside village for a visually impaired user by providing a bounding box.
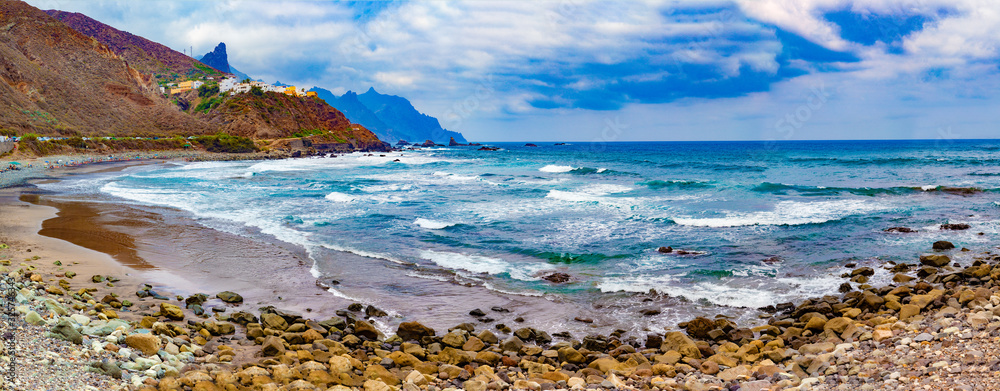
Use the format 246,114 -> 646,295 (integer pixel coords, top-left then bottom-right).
162,78 -> 318,98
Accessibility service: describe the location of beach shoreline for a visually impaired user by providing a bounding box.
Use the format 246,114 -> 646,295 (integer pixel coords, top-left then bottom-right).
5,154 -> 1000,390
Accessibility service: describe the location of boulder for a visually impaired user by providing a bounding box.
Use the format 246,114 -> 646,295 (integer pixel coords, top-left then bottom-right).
682,317 -> 715,340
440,331 -> 466,348
396,321 -> 435,341
159,303 -> 184,321
261,313 -> 289,331
353,320 -> 381,340
920,254 -> 951,267
216,291 -> 243,303
940,223 -> 970,230
261,335 -> 285,356
661,332 -> 700,359
24,311 -> 44,326
932,241 -> 955,250
541,273 -> 571,283
47,318 -> 83,344
125,333 -> 161,356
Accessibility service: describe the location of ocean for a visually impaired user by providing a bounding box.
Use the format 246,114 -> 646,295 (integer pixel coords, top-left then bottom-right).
33,140 -> 1000,335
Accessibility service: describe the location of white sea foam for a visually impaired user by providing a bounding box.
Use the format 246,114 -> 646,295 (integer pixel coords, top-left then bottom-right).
320,244 -> 411,265
418,250 -> 552,281
598,272 -> 846,309
545,190 -> 604,202
414,218 -> 457,229
539,165 -> 575,173
672,199 -> 888,227
324,192 -> 356,202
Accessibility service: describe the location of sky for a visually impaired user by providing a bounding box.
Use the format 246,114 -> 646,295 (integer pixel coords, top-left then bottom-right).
25,0 -> 1000,142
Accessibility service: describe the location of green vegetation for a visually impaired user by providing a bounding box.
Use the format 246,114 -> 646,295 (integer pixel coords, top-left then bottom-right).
197,83 -> 219,98
192,134 -> 258,153
194,95 -> 225,113
192,62 -> 219,75
250,86 -> 264,96
0,128 -> 16,137
292,129 -> 327,138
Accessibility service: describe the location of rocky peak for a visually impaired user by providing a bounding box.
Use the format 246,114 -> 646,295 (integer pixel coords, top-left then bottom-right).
200,42 -> 230,73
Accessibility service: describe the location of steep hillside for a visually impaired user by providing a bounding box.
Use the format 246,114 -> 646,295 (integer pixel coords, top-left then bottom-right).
192,90 -> 387,150
0,1 -> 216,137
313,87 -> 467,144
199,42 -> 230,74
44,10 -> 222,79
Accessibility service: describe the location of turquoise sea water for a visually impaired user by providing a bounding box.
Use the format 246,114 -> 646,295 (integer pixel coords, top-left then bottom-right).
36,140 -> 1000,332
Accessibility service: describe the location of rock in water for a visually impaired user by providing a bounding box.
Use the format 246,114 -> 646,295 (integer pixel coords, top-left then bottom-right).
932,241 -> 955,250
885,227 -> 917,233
216,291 -> 243,303
542,273 -> 571,283
48,318 -> 83,344
657,246 -> 673,253
940,223 -> 971,230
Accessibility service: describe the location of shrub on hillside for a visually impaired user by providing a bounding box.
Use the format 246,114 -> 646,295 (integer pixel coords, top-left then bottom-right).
193,134 -> 258,153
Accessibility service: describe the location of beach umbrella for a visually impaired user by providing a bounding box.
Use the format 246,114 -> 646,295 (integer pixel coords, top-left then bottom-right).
9,162 -> 20,165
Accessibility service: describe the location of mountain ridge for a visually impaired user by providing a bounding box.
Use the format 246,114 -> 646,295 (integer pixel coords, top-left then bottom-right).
313,87 -> 467,144
44,10 -> 223,78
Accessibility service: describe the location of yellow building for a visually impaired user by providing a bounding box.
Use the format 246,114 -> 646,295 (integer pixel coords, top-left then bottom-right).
177,81 -> 195,89
170,87 -> 187,94
306,91 -> 318,98
284,86 -> 297,96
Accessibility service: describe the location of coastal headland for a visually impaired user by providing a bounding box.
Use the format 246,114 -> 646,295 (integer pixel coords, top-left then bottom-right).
3,153 -> 1000,390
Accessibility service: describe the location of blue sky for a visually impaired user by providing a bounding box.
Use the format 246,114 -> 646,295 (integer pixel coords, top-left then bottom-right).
26,0 -> 1000,141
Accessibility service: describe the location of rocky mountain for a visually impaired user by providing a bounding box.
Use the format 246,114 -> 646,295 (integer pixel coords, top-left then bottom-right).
198,42 -> 231,74
0,1 -> 214,136
180,89 -> 387,150
312,87 -> 466,144
44,10 -> 222,78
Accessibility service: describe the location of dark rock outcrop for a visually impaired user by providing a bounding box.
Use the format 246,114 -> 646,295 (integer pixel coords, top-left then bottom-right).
199,42 -> 231,73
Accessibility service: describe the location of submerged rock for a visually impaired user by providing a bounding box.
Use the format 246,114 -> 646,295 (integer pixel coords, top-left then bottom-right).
933,240 -> 955,250
542,273 -> 571,283
885,227 -> 917,233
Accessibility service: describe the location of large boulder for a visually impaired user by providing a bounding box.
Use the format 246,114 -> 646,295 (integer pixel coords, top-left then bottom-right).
216,291 -> 244,304
160,303 -> 184,321
396,321 -> 435,341
932,241 -> 955,250
353,320 -> 381,340
125,333 -> 161,356
261,335 -> 285,356
661,332 -> 700,358
261,313 -> 288,331
682,317 -> 715,340
47,318 -> 83,344
919,254 -> 951,267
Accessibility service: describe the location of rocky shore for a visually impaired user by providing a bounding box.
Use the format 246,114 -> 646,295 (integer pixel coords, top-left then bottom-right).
4,233 -> 1000,390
